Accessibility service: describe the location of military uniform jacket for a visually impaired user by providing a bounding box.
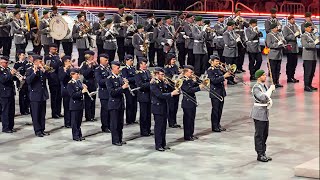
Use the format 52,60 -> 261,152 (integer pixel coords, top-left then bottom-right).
223,30 -> 238,57
181,77 -> 200,109
266,32 -> 286,60
0,12 -> 11,37
301,20 -> 316,34
45,54 -> 62,86
0,66 -> 16,98
25,61 -> 34,70
58,67 -> 72,97
67,79 -> 84,111
121,65 -> 136,88
92,21 -> 104,45
164,64 -> 179,78
144,19 -> 155,43
184,22 -> 194,49
101,27 -> 118,50
13,60 -> 28,88
205,30 -> 215,48
39,18 -> 53,45
245,27 -> 263,53
153,25 -> 163,49
213,22 -> 226,49
159,24 -> 176,53
26,68 -> 49,102
150,78 -> 172,115
106,73 -> 126,110
174,18 -> 185,44
112,13 -> 126,38
207,66 -> 226,99
132,32 -> 145,57
124,24 -> 136,47
94,65 -> 110,99
192,25 -> 207,54
283,23 -> 299,53
11,18 -> 27,44
265,17 -> 282,34
301,32 -> 318,60
250,83 -> 269,121
232,16 -> 249,41
135,70 -> 151,103
72,22 -> 90,49
80,62 -> 98,92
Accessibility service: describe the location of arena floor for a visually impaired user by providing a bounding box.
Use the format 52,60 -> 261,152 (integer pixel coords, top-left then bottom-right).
0,43 -> 319,179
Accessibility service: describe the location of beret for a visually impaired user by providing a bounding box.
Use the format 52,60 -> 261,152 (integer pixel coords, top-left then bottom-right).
111,61 -> 121,66
227,20 -> 235,26
84,50 -> 94,55
183,65 -> 194,71
305,12 -> 312,17
0,4 -> 7,8
125,15 -> 133,21
255,69 -> 265,79
124,54 -> 133,60
156,18 -> 162,23
204,20 -> 210,25
270,8 -> 277,14
61,11 -> 68,15
100,53 -> 109,59
304,22 -> 312,28
97,12 -> 104,17
154,67 -> 165,73
137,24 -> 144,29
14,4 -> 21,8
105,19 -> 113,25
61,56 -> 71,62
186,13 -> 193,18
164,15 -> 171,20
270,23 -> 278,29
118,4 -> 125,9
177,11 -> 183,16
195,16 -> 203,22
42,10 -> 49,15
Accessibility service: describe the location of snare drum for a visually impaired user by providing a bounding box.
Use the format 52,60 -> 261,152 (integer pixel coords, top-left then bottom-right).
49,16 -> 75,40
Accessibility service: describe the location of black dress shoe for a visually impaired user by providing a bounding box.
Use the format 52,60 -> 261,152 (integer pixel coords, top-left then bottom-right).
113,142 -> 122,146
52,115 -> 60,119
263,154 -> 272,161
184,138 -> 194,141
102,129 -> 111,133
170,124 -> 181,128
73,138 -> 81,141
293,78 -> 299,83
287,78 -> 295,83
22,112 -> 29,115
192,136 -> 199,140
58,114 -> 64,117
304,86 -> 313,92
141,133 -> 151,137
36,133 -> 44,137
11,129 -> 17,132
219,127 -> 226,131
3,130 -> 13,133
275,84 -> 283,88
257,155 -> 269,162
156,147 -> 165,151
227,81 -> 235,85
163,146 -> 171,150
81,137 -> 85,141
311,86 -> 318,91
121,141 -> 127,145
241,69 -> 246,72
42,132 -> 50,136
212,128 -> 221,132
65,125 -> 71,128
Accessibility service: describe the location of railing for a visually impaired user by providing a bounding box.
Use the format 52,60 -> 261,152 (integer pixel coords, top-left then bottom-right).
280,2 -> 305,14
185,1 -> 204,11
235,2 -> 254,13
204,0 -> 234,12
308,3 -> 320,15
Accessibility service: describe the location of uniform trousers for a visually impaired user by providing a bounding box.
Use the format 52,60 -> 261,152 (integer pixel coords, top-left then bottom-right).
303,60 -> 317,87
62,41 -> 73,56
254,119 -> 269,156
187,49 -> 195,66
31,40 -> 42,55
100,99 -> 110,131
217,49 -> 225,63
84,95 -> 96,121
286,53 -> 298,80
30,101 -> 46,135
105,49 -> 116,65
248,52 -> 263,77
0,37 -> 12,57
269,59 -> 282,84
194,54 -> 208,76
211,98 -> 224,130
148,43 -> 156,64
0,97 -> 15,132
125,46 -> 134,57
182,107 -> 196,140
154,114 -> 167,149
49,85 -> 62,117
139,102 -> 151,135
116,37 -> 125,63
15,43 -> 26,61
63,96 -> 71,127
54,39 -> 61,52
237,43 -> 246,70
43,45 -> 50,56
18,84 -> 30,114
125,91 -> 137,124
156,49 -> 165,67
71,110 -> 83,140
167,96 -> 179,127
109,109 -> 124,144
177,43 -> 187,67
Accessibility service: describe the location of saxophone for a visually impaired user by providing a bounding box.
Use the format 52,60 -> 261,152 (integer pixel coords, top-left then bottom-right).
142,32 -> 149,56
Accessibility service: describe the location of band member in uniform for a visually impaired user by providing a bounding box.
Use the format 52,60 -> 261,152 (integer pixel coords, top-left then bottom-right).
266,23 -> 286,88
150,67 -> 180,151
214,14 -> 226,63
184,14 -> 195,66
67,68 -> 86,141
175,11 -> 187,67
153,18 -> 165,67
283,16 -> 300,83
250,69 -> 275,162
223,20 -> 238,85
94,53 -> 111,132
39,10 -> 53,56
26,55 -> 50,137
133,24 -> 147,62
45,44 -> 63,118
207,55 -> 230,132
121,54 -> 138,125
61,11 -> 73,56
101,19 -> 119,64
164,54 -> 181,128
106,61 -> 129,146
301,23 -> 319,92
181,65 -> 204,141
301,12 -> 318,34
192,16 -> 208,76
264,8 -> 282,34
135,59 -> 153,136
245,19 -> 263,80
29,9 -> 42,55
11,11 -> 27,61
25,51 -> 35,69
0,56 -> 15,133
50,6 -> 61,50
14,50 -> 30,115
204,20 -> 215,67
58,56 -> 73,128
144,13 -> 156,67
159,16 -> 175,60
0,5 -> 13,58
124,15 -> 136,57
93,12 -> 106,58
72,13 -> 91,67
113,4 -> 127,65
80,50 -> 98,121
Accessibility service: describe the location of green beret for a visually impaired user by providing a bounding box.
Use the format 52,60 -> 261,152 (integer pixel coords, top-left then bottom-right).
227,20 -> 235,26
204,20 -> 210,25
118,4 -> 125,9
125,15 -> 133,21
137,24 -> 144,29
164,15 -> 171,20
42,10 -> 49,15
0,4 -> 7,8
288,15 -> 294,20
105,19 -> 113,25
186,13 -> 193,18
217,14 -> 224,18
14,4 -> 21,8
305,12 -> 312,17
270,23 -> 278,29
255,69 -> 265,79
195,16 -> 203,22
249,18 -> 257,24
177,11 -> 183,16
270,8 -> 277,14
61,11 -> 68,15
304,22 -> 312,28
235,8 -> 241,13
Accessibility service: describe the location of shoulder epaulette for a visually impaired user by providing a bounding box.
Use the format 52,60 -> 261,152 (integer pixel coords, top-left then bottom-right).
68,80 -> 75,83
136,70 -> 142,74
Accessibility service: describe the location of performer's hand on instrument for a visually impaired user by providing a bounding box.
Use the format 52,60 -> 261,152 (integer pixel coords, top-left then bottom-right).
199,84 -> 206,90
236,37 -> 241,42
140,46 -> 144,51
122,82 -> 129,89
313,28 -> 318,34
314,38 -> 319,44
277,41 -> 283,46
202,25 -> 209,32
120,22 -> 127,27
270,84 -> 276,91
10,69 -> 16,75
224,72 -> 231,78
294,31 -> 300,37
167,39 -> 173,46
183,35 -> 189,39
171,89 -> 180,96
160,42 -> 165,46
45,27 -> 50,31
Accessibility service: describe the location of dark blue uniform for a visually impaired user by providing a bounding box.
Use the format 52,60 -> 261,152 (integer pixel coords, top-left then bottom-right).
181,77 -> 201,140
0,67 -> 15,132
150,78 -> 172,150
207,66 -> 227,131
94,64 -> 111,132
13,59 -> 30,115
26,67 -> 49,136
58,67 -> 72,127
121,65 -> 137,124
164,64 -> 180,127
67,79 -> 85,140
106,73 -> 126,145
80,62 -> 98,121
45,54 -> 62,118
135,70 -> 152,136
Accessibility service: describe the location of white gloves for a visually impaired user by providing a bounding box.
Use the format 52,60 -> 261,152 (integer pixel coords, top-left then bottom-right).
105,31 -> 111,37
294,31 -> 300,37
278,41 -> 283,46
145,40 -> 150,43
180,32 -> 185,35
314,38 -> 319,44
183,35 -> 189,39
202,25 -> 208,32
265,85 -> 275,98
167,39 -> 173,46
277,25 -> 282,30
139,45 -> 144,51
45,27 -> 50,31
313,28 -> 318,34
82,34 -> 88,38
161,42 -> 165,46
120,22 -> 126,26
236,37 -> 241,42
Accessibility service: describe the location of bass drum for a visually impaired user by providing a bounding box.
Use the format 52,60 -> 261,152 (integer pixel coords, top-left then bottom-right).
49,16 -> 74,40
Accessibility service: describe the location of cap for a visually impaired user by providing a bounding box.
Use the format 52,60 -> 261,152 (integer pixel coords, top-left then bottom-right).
100,53 -> 109,59
177,11 -> 183,16
183,65 -> 194,71
204,20 -> 210,25
61,11 -> 68,15
61,56 -> 71,62
27,51 -> 35,56
51,6 -> 58,10
118,4 -> 125,9
305,12 -> 312,17
217,14 -> 224,18
138,58 -> 148,64
210,54 -> 220,60
97,12 -> 104,17
186,13 -> 193,18
164,15 -> 171,20
304,22 -> 312,28
14,4 -> 21,8
42,10 -> 49,15
147,13 -> 154,18
270,8 -> 277,14
0,56 -> 9,62
84,50 -> 94,55
105,19 -> 113,25
156,18 -> 162,23
154,67 -> 165,73
249,18 -> 257,24
13,11 -> 20,15
166,53 -> 176,60
33,55 -> 43,61
125,15 -> 133,21
124,54 -> 133,60
235,8 -> 241,13
49,43 -> 58,48
137,24 -> 144,29
195,16 -> 203,22
227,20 -> 235,26
111,61 -> 121,66
70,68 -> 80,74
16,49 -> 25,54
255,69 -> 265,79
0,4 -> 7,8
270,23 -> 278,29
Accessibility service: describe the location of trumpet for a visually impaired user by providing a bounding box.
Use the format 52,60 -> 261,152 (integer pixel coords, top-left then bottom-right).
191,74 -> 224,102
123,78 -> 135,96
11,67 -> 26,91
81,83 -> 96,101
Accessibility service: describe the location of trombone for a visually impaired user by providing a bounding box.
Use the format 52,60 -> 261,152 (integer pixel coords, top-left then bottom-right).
219,63 -> 249,86
191,74 -> 224,102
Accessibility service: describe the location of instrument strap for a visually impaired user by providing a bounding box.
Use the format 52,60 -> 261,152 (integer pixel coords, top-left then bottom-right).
164,25 -> 174,37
